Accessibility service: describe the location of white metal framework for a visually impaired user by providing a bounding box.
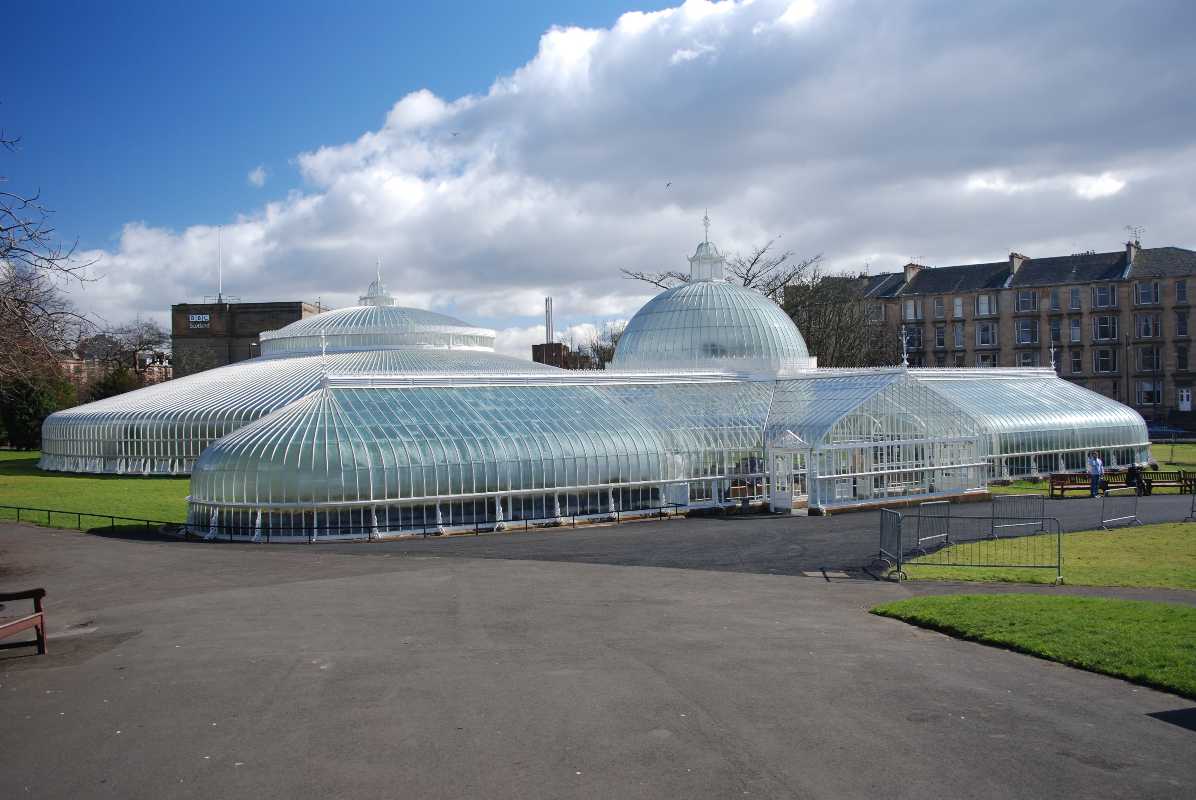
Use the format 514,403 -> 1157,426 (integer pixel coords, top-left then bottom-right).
38,243 -> 1150,541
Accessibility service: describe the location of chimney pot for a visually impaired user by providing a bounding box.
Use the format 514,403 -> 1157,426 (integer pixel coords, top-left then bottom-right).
903,262 -> 922,283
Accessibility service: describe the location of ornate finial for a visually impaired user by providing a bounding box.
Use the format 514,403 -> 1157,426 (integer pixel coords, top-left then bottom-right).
320,328 -> 328,371
1049,345 -> 1056,370
702,209 -> 711,244
900,325 -> 909,367
376,256 -> 382,285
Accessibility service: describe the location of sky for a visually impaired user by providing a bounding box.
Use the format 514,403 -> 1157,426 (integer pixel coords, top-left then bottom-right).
5,0 -> 1195,358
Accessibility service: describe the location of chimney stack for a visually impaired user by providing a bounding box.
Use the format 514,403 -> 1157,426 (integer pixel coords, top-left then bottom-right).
545,297 -> 554,345
1126,239 -> 1140,265
903,262 -> 922,283
1009,252 -> 1028,275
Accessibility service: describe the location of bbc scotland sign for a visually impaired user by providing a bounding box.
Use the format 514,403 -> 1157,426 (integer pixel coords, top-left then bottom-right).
189,313 -> 211,329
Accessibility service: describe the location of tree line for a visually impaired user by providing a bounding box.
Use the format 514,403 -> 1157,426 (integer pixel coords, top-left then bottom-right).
2,124 -> 169,448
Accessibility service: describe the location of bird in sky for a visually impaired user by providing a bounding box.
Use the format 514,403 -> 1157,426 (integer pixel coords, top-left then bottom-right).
451,131 -> 461,137
665,182 -> 672,188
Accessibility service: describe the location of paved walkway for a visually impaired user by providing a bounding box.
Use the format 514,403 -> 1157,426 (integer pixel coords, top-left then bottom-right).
298,493 -> 1195,576
1,523 -> 1193,799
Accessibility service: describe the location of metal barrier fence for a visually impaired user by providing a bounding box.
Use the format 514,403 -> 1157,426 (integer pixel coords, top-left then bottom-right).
991,493 -> 1046,538
1100,487 -> 1141,529
0,502 -> 686,542
911,500 -> 950,555
878,508 -> 903,574
877,505 -> 1063,583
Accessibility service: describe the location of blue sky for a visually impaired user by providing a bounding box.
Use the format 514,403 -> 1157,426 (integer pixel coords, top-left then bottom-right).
6,0 -> 670,248
5,1 -> 1195,356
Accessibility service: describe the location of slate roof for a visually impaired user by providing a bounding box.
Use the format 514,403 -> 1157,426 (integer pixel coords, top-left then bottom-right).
862,245 -> 1195,300
862,272 -> 905,298
1128,246 -> 1196,278
1009,251 -> 1127,287
898,261 -> 1009,296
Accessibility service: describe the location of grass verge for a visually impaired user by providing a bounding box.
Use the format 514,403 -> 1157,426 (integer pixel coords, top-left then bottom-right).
904,523 -> 1196,590
984,441 -> 1196,496
872,594 -> 1196,700
0,450 -> 189,526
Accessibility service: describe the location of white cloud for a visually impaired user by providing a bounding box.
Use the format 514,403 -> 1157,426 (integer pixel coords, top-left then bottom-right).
66,0 -> 1196,341
494,320 -> 627,359
1071,172 -> 1126,200
965,170 -> 1127,200
247,165 -> 267,188
670,42 -> 717,64
778,0 -> 818,26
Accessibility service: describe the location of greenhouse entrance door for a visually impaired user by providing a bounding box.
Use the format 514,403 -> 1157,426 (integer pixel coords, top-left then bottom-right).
768,450 -> 807,513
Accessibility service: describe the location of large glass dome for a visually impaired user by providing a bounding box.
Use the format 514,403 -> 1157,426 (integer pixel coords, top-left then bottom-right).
611,241 -> 812,375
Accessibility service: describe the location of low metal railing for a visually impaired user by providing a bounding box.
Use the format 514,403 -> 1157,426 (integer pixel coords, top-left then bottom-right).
0,502 -> 688,543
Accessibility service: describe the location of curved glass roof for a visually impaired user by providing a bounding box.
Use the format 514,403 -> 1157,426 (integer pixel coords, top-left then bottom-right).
260,304 -> 495,356
910,368 -> 1149,466
610,280 -> 811,374
190,381 -> 680,510
39,348 -> 559,475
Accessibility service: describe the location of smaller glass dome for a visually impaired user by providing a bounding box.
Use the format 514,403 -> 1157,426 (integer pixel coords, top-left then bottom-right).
260,276 -> 495,356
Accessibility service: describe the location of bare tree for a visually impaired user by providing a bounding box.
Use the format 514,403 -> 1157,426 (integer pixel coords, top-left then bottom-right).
1,125 -> 93,388
579,321 -> 625,369
783,267 -> 900,367
622,238 -> 821,302
80,320 -> 169,368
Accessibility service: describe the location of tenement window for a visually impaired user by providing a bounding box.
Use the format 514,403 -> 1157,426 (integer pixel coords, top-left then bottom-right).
1091,285 -> 1118,308
1092,315 -> 1119,341
1092,349 -> 1118,373
1134,281 -> 1160,305
1016,319 -> 1039,344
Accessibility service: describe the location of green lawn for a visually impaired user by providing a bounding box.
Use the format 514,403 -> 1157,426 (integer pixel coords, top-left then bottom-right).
0,450 -> 190,525
985,441 -> 1196,496
1153,440 -> 1196,470
903,523 -> 1196,590
872,594 -> 1196,699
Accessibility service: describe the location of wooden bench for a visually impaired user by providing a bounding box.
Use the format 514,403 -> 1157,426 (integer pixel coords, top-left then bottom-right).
1048,473 -> 1098,498
1137,470 -> 1195,494
0,588 -> 47,655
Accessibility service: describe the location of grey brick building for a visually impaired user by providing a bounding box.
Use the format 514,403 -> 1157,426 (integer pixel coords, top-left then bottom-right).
171,300 -> 321,377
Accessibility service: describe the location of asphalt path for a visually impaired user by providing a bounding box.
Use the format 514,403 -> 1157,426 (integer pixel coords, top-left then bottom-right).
1,521 -> 1193,799
302,493 -> 1196,576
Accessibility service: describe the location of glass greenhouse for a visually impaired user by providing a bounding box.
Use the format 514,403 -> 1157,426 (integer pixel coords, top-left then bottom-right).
39,237 -> 1150,539
39,281 -> 558,474
910,369 -> 1150,477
